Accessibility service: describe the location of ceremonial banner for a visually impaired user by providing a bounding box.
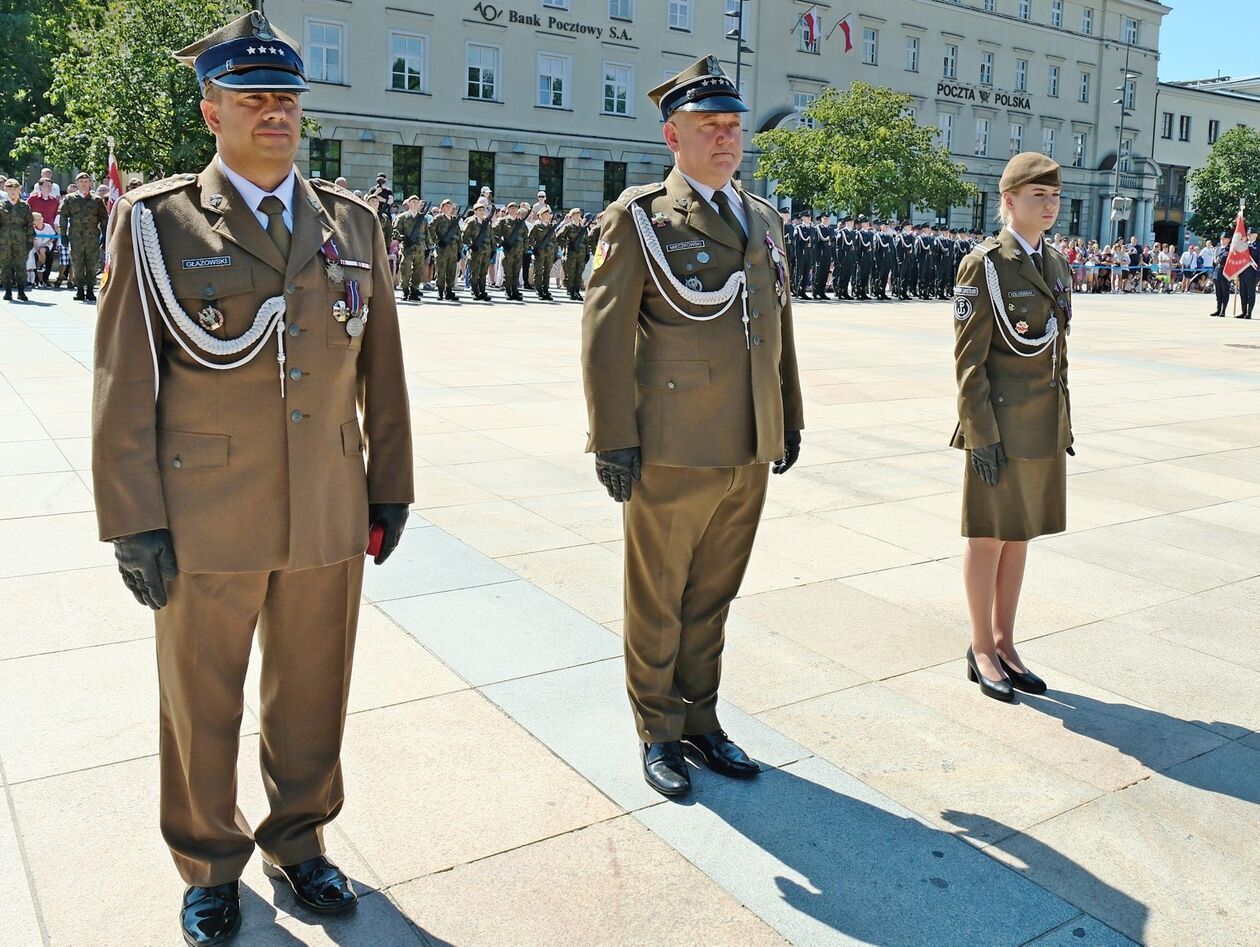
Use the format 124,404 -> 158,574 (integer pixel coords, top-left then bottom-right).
1223,206 -> 1256,280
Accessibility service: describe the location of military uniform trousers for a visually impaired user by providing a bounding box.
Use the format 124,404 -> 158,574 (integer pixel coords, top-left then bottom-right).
154,555 -> 364,886
1214,273 -> 1232,313
435,244 -> 459,295
0,243 -> 26,288
69,238 -> 99,290
533,248 -> 556,296
563,247 -> 587,293
398,245 -> 426,295
502,246 -> 524,294
468,248 -> 491,295
623,462 -> 769,743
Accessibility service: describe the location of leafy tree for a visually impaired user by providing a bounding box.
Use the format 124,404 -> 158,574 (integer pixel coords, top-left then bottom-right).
1188,126 -> 1260,238
754,82 -> 976,216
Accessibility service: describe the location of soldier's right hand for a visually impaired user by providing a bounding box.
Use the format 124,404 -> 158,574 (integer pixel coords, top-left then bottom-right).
970,442 -> 1007,487
595,447 -> 642,503
112,528 -> 178,610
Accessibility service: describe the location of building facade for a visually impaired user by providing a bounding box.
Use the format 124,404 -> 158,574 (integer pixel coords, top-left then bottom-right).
270,0 -> 1172,242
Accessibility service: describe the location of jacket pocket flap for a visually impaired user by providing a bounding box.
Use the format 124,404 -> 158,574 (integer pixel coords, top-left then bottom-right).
158,430 -> 230,470
169,264 -> 255,302
341,419 -> 364,455
637,360 -> 711,391
990,386 -> 1033,406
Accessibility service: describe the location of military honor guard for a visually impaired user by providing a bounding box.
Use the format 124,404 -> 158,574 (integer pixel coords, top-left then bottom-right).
581,55 -> 804,797
494,201 -> 529,301
60,170 -> 109,301
529,206 -> 559,300
393,194 -> 429,301
431,199 -> 462,301
0,179 -> 34,301
1238,226 -> 1259,319
90,13 -> 414,944
1210,231 -> 1232,318
462,200 -> 495,302
952,152 -> 1072,704
556,208 -> 591,300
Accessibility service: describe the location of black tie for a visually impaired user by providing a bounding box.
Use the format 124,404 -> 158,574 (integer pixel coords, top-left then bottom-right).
259,195 -> 291,259
711,190 -> 747,250
1031,250 -> 1045,280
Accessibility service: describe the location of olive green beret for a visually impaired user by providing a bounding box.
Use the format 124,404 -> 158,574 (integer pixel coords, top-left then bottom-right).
1000,152 -> 1061,192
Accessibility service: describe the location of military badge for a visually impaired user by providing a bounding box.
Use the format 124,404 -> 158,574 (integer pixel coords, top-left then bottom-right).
346,316 -> 365,338
1016,320 -> 1030,334
592,241 -> 610,270
197,305 -> 224,331
651,212 -> 668,228
685,276 -> 703,292
326,261 -> 345,283
954,297 -> 974,321
696,251 -> 710,264
332,300 -> 349,322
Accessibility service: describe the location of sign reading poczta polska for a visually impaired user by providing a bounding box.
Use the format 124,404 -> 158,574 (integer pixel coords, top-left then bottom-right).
936,81 -> 1032,111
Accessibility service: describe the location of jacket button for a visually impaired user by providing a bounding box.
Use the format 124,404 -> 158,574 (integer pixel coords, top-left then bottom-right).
171,457 -> 182,469
285,281 -> 297,295
667,381 -> 677,390
745,263 -> 753,270
287,323 -> 300,337
203,286 -> 215,297
289,368 -> 302,380
997,395 -> 1005,403
752,335 -> 762,345
1049,380 -> 1058,387
748,286 -> 756,295
290,410 -> 303,422
751,308 -> 760,318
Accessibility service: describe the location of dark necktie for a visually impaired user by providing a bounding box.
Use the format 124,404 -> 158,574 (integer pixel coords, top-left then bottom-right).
258,195 -> 291,259
711,190 -> 747,250
1031,250 -> 1045,280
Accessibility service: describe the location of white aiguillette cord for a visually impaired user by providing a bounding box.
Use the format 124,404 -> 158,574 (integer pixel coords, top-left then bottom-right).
130,200 -> 289,400
630,202 -> 750,349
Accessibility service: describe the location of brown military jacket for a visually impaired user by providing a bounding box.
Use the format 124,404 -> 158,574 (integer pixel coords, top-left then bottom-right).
92,159 -> 414,573
582,168 -> 804,467
951,227 -> 1072,459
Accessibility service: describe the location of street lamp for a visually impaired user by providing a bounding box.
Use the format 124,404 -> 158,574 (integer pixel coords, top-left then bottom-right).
724,0 -> 753,94
1106,36 -> 1137,243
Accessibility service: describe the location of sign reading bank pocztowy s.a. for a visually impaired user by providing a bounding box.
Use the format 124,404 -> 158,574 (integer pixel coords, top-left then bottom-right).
472,2 -> 634,41
937,81 -> 1032,111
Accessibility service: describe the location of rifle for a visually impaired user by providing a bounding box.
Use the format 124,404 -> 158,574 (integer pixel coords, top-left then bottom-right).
437,214 -> 462,250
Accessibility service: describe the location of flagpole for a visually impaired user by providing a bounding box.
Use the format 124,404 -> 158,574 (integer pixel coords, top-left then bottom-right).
824,11 -> 853,41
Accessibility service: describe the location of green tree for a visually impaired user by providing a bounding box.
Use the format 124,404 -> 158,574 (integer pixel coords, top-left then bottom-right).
753,82 -> 976,215
1188,126 -> 1260,238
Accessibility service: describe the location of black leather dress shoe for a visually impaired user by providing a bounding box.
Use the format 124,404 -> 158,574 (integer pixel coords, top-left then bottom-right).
998,653 -> 1047,694
966,646 -> 1014,702
262,856 -> 358,914
682,730 -> 761,779
641,741 -> 691,797
181,882 -> 241,946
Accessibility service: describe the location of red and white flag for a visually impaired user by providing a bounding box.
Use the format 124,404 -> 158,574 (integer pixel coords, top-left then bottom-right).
1223,205 -> 1256,280
802,9 -> 819,47
106,145 -> 124,212
835,13 -> 854,53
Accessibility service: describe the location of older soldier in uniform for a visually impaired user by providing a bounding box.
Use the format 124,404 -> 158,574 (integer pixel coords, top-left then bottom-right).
582,55 -> 804,798
1210,231 -> 1232,317
529,206 -> 558,301
952,152 -> 1071,704
60,170 -> 109,301
430,199 -> 462,301
0,179 -> 34,301
494,201 -> 529,301
556,208 -> 590,300
393,194 -> 428,301
91,13 -> 413,944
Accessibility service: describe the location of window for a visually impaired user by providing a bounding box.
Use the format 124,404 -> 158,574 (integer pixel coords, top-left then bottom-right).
467,151 -> 494,206
537,53 -> 570,108
1018,0 -> 1030,20
389,32 -> 426,92
667,0 -> 691,31
943,44 -> 957,79
1042,127 -> 1056,158
1122,16 -> 1139,45
972,192 -> 987,231
603,62 -> 633,115
797,16 -> 820,54
392,145 -> 422,202
1047,65 -> 1059,97
937,112 -> 953,151
1010,122 -> 1024,155
609,0 -> 632,19
1015,59 -> 1028,91
904,36 -> 919,72
862,28 -> 878,66
1178,115 -> 1191,141
1050,0 -> 1062,27
1082,8 -> 1093,34
308,139 -> 341,180
1120,137 -> 1132,170
603,161 -> 626,204
1078,71 -> 1090,103
1124,78 -> 1136,110
467,43 -> 499,101
794,91 -> 817,128
980,51 -> 993,86
538,156 -> 564,211
307,20 -> 344,84
1072,132 -> 1086,167
1161,112 -> 1173,138
975,118 -> 989,156
983,0 -> 995,10
1208,119 -> 1221,145
543,0 -> 568,7
1070,199 -> 1082,234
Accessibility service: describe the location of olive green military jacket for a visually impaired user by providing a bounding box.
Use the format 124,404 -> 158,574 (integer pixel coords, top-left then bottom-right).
582,168 -> 804,467
92,160 -> 414,573
430,215 -> 460,254
59,191 -> 108,243
494,217 -> 527,253
951,228 -> 1072,459
393,210 -> 428,250
530,221 -> 557,252
462,215 -> 494,253
0,199 -> 34,251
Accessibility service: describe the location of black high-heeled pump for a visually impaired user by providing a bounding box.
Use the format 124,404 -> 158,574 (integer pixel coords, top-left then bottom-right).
997,653 -> 1047,694
966,646 -> 1015,702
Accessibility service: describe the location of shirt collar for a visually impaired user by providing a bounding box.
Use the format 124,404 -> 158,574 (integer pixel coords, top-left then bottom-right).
679,170 -> 741,212
1004,225 -> 1043,258
216,154 -> 296,216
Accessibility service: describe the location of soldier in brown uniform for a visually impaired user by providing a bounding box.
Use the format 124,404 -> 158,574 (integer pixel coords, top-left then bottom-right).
951,152 -> 1072,703
582,56 -> 804,798
0,179 -> 34,301
90,13 -> 413,945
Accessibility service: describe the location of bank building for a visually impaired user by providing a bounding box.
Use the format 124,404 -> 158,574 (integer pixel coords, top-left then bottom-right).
271,0 -> 1244,245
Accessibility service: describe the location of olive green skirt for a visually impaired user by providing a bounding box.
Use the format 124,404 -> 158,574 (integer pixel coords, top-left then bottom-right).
961,452 -> 1066,541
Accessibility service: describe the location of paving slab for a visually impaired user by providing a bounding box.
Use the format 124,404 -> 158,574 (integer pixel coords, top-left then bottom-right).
360,524 -> 516,603
419,498 -> 589,558
498,541 -> 626,624
0,564 -> 149,659
1023,915 -> 1139,946
0,796 -> 42,947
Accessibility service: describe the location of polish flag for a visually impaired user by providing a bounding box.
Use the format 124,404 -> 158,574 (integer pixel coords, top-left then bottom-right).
803,9 -> 819,47
1223,207 -> 1256,280
106,146 -> 124,212
836,14 -> 854,53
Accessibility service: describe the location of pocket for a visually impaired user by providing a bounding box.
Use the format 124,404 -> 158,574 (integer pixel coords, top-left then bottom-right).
637,360 -> 711,391
168,264 -> 255,310
157,430 -> 230,470
990,385 -> 1033,407
340,419 -> 364,456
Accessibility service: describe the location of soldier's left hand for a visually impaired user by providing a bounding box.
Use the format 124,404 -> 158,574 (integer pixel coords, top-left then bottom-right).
595,447 -> 641,503
368,503 -> 409,565
772,431 -> 802,475
1066,437 -> 1075,457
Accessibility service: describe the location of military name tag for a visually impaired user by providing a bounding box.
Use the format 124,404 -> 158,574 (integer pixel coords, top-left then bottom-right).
953,285 -> 979,296
665,239 -> 705,253
1008,289 -> 1037,298
182,256 -> 231,269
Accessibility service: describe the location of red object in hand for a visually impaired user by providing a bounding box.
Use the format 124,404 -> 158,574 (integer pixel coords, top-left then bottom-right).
366,523 -> 384,557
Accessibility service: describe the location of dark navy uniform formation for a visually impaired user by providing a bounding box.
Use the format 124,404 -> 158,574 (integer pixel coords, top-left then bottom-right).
785,215 -> 984,302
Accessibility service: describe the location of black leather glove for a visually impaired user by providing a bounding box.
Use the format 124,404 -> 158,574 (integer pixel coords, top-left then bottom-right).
1066,436 -> 1075,457
772,430 -> 802,475
595,447 -> 641,503
113,528 -> 178,610
369,503 -> 409,565
970,442 -> 1007,487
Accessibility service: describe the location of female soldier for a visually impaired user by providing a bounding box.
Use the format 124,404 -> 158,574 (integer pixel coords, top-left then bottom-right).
951,152 -> 1073,701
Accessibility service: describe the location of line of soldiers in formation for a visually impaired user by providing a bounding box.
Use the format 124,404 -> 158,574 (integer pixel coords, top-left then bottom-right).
784,212 -> 985,302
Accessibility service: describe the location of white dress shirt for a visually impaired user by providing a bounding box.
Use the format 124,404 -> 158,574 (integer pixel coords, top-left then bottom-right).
1004,224 -> 1044,261
217,155 -> 296,234
679,170 -> 748,237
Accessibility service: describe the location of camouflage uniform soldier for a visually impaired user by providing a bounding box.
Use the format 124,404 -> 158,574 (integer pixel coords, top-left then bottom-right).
529,207 -> 558,301
430,199 -> 462,301
493,202 -> 528,301
59,171 -> 109,301
1,179 -> 34,301
462,201 -> 495,302
393,195 -> 428,301
556,208 -> 589,300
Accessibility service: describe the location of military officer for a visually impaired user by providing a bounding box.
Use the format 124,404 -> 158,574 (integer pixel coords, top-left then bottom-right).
791,211 -> 814,298
581,55 -> 804,798
853,215 -> 874,300
0,179 -> 34,301
60,170 -> 109,301
813,212 -> 834,300
556,208 -> 590,300
952,152 -> 1072,705
461,200 -> 495,301
1210,231 -> 1232,317
1237,227 -> 1258,319
834,215 -> 856,299
494,201 -> 529,301
393,194 -> 428,301
529,206 -> 558,300
91,13 -> 413,944
430,199 -> 462,301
